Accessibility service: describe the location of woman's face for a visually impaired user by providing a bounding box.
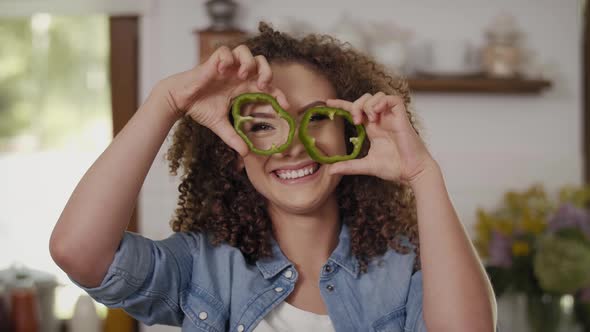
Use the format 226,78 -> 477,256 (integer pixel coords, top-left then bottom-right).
238,62 -> 346,214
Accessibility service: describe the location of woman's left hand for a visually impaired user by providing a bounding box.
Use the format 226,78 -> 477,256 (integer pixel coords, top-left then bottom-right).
325,92 -> 437,185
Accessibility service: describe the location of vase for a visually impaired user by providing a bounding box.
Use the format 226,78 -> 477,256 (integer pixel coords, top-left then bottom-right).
526,293 -> 562,332
497,292 -> 579,332
497,293 -> 530,332
70,295 -> 101,332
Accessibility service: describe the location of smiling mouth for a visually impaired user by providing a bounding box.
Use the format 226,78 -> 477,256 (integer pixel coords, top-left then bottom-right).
273,163 -> 321,180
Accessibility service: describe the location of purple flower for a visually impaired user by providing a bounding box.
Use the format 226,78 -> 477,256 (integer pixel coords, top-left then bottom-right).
547,203 -> 590,238
488,231 -> 513,268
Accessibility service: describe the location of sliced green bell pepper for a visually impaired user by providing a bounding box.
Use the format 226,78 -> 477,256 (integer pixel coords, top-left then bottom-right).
231,92 -> 366,163
231,92 -> 296,156
299,106 -> 366,164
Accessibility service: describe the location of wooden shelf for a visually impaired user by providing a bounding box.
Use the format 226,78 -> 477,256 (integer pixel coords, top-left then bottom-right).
407,76 -> 552,94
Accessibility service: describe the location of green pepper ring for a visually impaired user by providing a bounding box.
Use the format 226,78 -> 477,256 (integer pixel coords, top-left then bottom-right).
231,92 -> 296,156
299,106 -> 367,164
231,92 -> 366,163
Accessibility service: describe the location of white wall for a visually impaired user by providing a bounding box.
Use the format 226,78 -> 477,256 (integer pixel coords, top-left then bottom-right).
137,1 -> 583,330
0,0 -> 152,16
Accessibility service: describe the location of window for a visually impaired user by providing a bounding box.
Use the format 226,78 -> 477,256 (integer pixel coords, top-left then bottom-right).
0,14 -> 111,319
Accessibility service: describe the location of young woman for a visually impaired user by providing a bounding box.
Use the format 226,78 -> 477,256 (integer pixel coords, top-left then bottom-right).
50,22 -> 497,331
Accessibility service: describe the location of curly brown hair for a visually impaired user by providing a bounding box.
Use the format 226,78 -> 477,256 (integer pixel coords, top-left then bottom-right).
166,22 -> 423,273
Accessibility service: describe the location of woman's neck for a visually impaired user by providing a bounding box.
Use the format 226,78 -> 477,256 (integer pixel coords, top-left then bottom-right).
267,195 -> 341,274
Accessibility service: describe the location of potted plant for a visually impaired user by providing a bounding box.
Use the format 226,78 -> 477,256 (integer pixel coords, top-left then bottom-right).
474,184 -> 590,332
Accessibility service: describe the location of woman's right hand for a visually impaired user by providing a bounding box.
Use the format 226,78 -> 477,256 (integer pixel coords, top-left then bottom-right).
153,45 -> 290,157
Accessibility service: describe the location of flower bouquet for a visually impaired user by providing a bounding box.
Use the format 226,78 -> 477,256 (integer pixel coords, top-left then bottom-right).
474,184 -> 590,332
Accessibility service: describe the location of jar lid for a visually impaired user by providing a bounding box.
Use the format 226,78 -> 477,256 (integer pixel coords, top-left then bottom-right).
0,264 -> 58,289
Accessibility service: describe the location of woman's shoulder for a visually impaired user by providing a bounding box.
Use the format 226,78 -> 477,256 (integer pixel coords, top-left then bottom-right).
383,234 -> 418,260
362,236 -> 418,276
383,241 -> 417,265
164,230 -> 246,258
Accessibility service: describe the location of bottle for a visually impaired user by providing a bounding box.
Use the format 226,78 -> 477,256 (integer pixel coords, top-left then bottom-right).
10,276 -> 40,332
0,284 -> 11,332
70,295 -> 101,332
103,308 -> 134,332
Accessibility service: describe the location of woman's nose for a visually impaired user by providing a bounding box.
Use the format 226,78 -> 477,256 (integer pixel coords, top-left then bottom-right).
275,126 -> 307,159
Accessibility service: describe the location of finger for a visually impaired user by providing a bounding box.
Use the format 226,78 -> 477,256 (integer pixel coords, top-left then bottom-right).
209,120 -> 250,157
381,95 -> 405,113
326,98 -> 353,110
364,92 -> 386,122
326,99 -> 359,125
183,46 -> 234,98
232,45 -> 256,80
327,158 -> 373,176
366,92 -> 386,110
382,95 -> 409,121
269,86 -> 290,110
352,93 -> 373,124
184,60 -> 218,95
212,46 -> 235,74
254,55 -> 273,90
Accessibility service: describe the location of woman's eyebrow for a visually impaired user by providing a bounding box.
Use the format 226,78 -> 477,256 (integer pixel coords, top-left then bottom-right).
245,103 -> 275,118
248,100 -> 327,118
250,112 -> 276,118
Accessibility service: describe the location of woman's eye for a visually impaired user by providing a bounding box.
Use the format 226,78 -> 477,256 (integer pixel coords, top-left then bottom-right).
250,123 -> 274,132
310,114 -> 328,122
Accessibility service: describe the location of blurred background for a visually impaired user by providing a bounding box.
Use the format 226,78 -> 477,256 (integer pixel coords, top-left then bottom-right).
0,0 -> 587,331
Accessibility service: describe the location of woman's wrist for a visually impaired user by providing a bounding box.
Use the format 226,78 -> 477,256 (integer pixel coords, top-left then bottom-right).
408,159 -> 441,190
145,82 -> 184,124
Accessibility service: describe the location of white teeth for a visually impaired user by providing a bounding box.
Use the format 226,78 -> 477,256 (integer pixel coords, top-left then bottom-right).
276,165 -> 317,180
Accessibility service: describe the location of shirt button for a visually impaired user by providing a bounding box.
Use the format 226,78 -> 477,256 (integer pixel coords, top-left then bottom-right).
283,270 -> 293,279
274,287 -> 284,293
326,284 -> 335,292
198,311 -> 208,320
237,324 -> 245,332
324,265 -> 333,273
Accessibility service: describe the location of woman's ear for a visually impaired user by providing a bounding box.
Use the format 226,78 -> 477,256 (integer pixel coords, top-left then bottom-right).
235,156 -> 245,172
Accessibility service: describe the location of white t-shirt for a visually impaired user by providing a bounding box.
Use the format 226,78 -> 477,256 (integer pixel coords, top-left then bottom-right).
253,301 -> 335,332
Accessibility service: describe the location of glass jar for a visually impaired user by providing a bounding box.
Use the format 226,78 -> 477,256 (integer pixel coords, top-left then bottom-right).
0,284 -> 11,331
10,276 -> 40,332
526,293 -> 562,332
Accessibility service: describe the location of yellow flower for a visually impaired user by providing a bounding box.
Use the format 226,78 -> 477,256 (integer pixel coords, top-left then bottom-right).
521,215 -> 546,235
512,241 -> 530,256
559,184 -> 590,208
495,219 -> 514,236
475,209 -> 492,257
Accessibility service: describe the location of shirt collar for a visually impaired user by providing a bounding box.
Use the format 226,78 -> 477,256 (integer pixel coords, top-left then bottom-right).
256,219 -> 360,279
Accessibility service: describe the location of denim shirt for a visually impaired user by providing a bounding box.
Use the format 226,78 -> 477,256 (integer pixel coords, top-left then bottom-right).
72,223 -> 427,332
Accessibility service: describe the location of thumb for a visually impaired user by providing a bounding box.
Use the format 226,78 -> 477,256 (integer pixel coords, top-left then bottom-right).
327,158 -> 372,176
210,120 -> 249,157
184,58 -> 219,95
